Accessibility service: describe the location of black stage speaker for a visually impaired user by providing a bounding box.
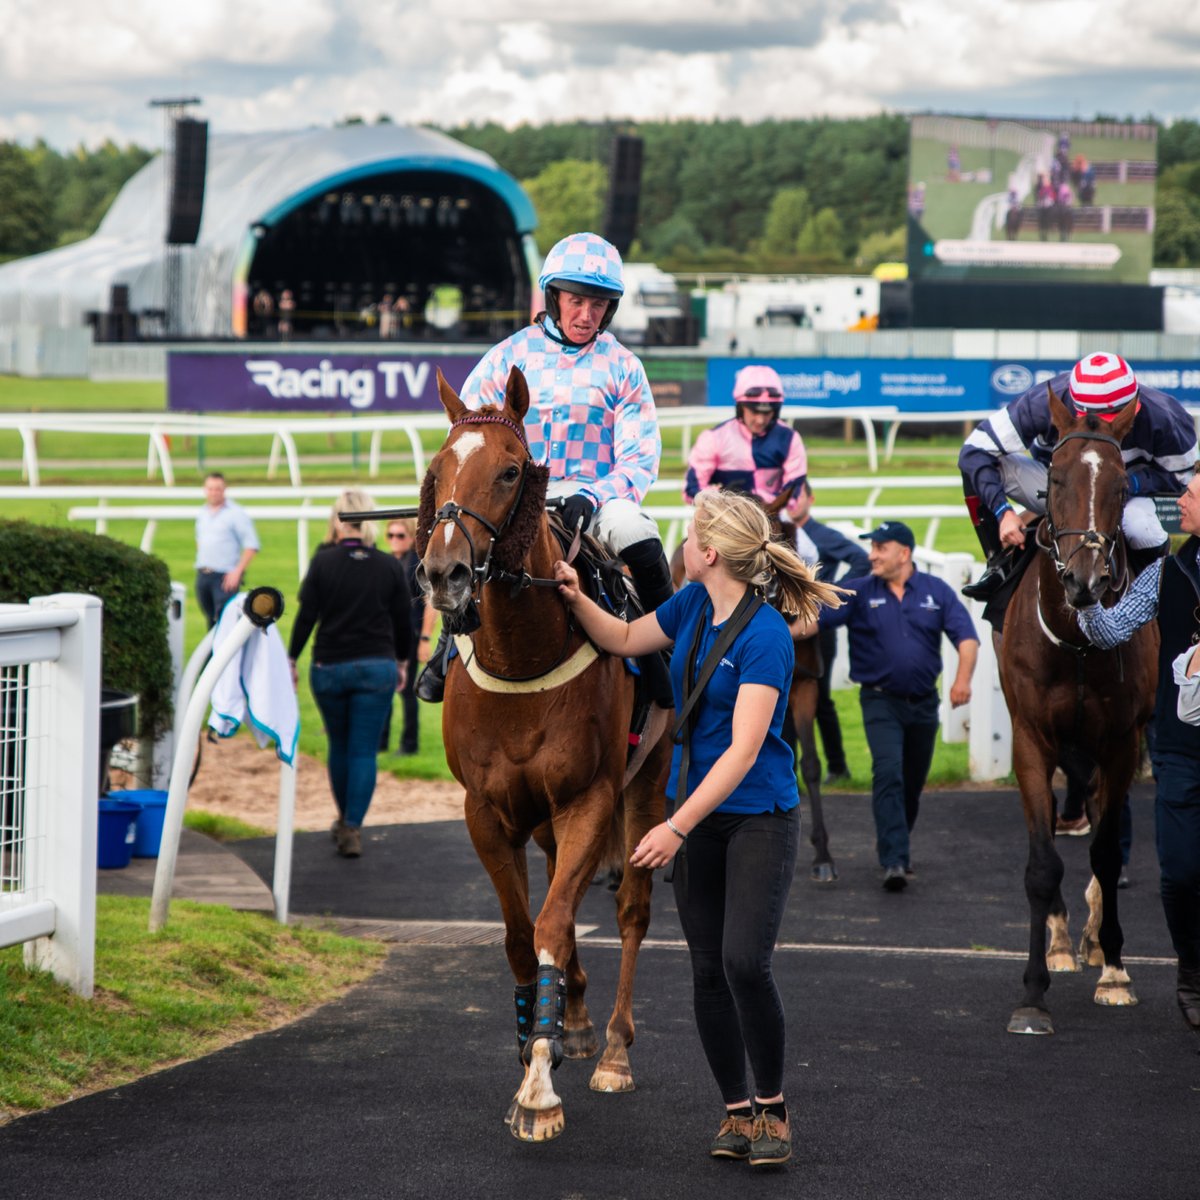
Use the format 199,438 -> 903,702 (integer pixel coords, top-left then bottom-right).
878,281 -> 913,329
603,134 -> 643,256
167,118 -> 208,245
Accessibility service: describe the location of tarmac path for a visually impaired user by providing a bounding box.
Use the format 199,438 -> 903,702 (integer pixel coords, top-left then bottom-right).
4,783 -> 1198,1199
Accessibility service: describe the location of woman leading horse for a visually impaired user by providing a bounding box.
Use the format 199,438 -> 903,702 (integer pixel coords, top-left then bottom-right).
556,487 -> 842,1165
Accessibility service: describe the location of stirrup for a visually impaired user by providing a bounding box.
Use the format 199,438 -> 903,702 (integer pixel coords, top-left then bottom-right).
962,558 -> 1010,601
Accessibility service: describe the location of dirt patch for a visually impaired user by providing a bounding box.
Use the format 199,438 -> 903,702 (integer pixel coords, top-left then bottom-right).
113,735 -> 465,833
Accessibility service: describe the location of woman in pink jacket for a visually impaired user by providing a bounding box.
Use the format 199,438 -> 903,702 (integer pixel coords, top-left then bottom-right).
685,365 -> 807,505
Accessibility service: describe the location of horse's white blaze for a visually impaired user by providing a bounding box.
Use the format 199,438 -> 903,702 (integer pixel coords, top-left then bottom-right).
451,431 -> 485,466
1082,448 -> 1101,532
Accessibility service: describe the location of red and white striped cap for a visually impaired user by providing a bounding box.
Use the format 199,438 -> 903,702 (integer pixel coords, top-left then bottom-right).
1067,352 -> 1138,415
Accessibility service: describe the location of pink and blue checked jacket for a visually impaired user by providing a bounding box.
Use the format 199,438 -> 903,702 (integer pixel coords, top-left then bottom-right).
459,319 -> 661,508
684,418 -> 808,504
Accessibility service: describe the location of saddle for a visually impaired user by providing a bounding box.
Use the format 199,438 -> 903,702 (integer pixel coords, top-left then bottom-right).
979,524 -> 1041,635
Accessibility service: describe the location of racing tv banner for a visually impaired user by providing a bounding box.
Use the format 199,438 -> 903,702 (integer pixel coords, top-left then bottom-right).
167,352 -> 482,412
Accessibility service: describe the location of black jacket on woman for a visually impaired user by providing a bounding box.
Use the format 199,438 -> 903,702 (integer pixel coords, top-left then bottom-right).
288,540 -> 414,665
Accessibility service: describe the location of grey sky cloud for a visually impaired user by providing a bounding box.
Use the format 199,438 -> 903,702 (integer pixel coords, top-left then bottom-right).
1,1 -> 1197,150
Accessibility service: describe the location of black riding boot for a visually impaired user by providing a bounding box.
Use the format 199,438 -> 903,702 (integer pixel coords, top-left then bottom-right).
415,629 -> 451,703
961,489 -> 1018,602
621,538 -> 676,707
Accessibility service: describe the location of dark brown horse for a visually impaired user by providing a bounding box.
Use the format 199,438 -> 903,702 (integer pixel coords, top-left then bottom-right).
416,368 -> 671,1140
669,490 -> 837,881
999,387 -> 1157,1035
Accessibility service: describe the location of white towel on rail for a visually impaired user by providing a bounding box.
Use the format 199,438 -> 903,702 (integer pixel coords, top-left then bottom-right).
208,593 -> 300,765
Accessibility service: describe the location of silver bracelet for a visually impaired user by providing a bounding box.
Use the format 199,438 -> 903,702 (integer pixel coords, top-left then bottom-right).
665,816 -> 687,840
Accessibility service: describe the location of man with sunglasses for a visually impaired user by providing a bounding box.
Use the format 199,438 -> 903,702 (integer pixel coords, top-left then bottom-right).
684,365 -> 807,505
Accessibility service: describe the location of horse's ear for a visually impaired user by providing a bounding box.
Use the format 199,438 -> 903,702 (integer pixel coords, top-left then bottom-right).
503,366 -> 531,422
1046,382 -> 1075,435
765,486 -> 794,518
1107,394 -> 1139,443
436,368 -> 467,423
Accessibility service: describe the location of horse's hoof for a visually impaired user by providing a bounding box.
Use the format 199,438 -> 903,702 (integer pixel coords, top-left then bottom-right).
508,1102 -> 564,1142
1078,937 -> 1104,968
810,861 -> 838,883
1007,1006 -> 1054,1035
503,1098 -> 517,1127
1046,950 -> 1081,973
1094,966 -> 1138,1007
563,1026 -> 599,1060
589,1061 -> 635,1093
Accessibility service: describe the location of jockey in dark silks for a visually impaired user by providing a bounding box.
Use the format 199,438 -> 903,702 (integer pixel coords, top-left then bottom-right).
959,351 -> 1198,601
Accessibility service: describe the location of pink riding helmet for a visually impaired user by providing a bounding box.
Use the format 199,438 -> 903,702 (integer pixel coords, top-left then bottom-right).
733,365 -> 785,407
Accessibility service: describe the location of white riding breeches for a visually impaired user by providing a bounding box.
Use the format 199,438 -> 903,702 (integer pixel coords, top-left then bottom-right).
547,482 -> 660,555
999,455 -> 1169,549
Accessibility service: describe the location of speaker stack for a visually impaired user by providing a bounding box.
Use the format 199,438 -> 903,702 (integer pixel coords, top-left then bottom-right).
602,134 -> 644,256
167,118 -> 208,245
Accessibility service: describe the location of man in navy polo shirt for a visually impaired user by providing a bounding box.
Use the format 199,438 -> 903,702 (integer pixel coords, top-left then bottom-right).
816,521 -> 979,891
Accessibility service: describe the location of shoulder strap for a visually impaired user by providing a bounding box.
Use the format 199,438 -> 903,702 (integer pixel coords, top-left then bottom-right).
672,589 -> 764,743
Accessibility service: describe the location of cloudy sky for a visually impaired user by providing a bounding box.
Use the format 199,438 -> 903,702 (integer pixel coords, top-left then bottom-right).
4,0 -> 1200,151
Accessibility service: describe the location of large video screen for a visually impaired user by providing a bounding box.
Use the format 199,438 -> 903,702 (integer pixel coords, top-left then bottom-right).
906,115 -> 1156,284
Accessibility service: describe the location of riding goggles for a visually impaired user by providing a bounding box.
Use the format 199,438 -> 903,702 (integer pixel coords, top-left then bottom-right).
740,387 -> 783,399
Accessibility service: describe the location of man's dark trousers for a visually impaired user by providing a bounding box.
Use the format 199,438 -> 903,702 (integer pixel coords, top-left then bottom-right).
860,688 -> 940,870
1152,751 -> 1200,969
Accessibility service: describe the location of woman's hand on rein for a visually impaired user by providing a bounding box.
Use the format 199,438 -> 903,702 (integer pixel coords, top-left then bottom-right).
630,823 -> 684,870
553,561 -> 581,604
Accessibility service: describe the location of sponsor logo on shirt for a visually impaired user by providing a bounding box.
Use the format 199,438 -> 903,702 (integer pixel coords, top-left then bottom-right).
920,594 -> 941,611
868,598 -> 888,608
720,657 -> 735,670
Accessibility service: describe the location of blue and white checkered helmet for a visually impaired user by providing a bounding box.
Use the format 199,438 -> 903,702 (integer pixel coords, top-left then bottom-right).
538,232 -> 624,336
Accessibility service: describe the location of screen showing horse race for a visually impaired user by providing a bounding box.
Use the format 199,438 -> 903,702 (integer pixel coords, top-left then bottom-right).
906,114 -> 1157,284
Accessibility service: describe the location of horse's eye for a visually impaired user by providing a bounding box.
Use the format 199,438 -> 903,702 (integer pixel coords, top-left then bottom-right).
500,465 -> 520,484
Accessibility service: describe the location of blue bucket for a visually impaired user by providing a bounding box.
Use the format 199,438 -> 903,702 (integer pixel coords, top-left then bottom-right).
97,798 -> 142,870
109,789 -> 169,858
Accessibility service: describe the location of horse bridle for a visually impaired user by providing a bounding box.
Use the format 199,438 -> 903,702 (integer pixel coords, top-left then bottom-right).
1035,427 -> 1127,584
428,411 -> 540,595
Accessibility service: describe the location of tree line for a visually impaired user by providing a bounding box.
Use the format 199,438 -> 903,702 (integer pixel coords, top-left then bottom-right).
2,115 -> 1200,270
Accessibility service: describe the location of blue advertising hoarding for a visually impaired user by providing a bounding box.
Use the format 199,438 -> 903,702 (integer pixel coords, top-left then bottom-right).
707,359 -> 993,412
710,358 -> 1200,413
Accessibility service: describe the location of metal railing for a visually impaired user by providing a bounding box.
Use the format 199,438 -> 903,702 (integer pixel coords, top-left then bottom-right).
0,595 -> 102,997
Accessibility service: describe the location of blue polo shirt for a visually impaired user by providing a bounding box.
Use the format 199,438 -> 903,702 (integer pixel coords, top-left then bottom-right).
817,568 -> 977,696
655,583 -> 798,814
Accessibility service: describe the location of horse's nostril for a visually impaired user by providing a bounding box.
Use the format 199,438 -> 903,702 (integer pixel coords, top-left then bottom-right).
448,562 -> 472,591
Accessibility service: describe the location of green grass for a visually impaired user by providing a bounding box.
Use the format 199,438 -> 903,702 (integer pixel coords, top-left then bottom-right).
0,895 -> 384,1122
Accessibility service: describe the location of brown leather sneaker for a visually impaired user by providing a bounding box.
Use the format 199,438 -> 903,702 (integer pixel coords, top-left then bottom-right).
709,1113 -> 754,1159
336,824 -> 362,858
749,1111 -> 791,1167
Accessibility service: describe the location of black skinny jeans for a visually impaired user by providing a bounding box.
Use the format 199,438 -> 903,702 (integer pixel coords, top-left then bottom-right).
672,806 -> 799,1105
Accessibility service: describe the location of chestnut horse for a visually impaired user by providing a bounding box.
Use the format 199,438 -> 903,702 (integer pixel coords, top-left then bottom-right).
668,491 -> 837,881
999,387 -> 1157,1035
416,368 -> 671,1141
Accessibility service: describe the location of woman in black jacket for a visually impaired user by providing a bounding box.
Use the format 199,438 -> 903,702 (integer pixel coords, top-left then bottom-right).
288,489 -> 413,857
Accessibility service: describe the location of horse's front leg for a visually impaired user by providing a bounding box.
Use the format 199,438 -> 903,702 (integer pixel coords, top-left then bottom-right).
1008,728 -> 1064,1035
531,822 -> 598,1060
510,784 -> 617,1140
793,678 -> 836,882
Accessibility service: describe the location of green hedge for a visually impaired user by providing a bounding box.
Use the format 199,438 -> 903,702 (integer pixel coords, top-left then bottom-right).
0,521 -> 173,741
